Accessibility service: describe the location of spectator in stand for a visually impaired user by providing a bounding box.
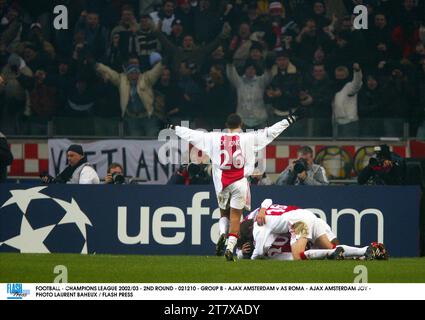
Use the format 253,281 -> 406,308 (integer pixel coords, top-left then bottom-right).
20,42 -> 52,74
104,32 -> 125,72
392,20 -> 420,59
201,45 -> 226,75
295,18 -> 331,63
358,73 -> 386,137
0,54 -> 32,134
396,0 -> 422,27
312,1 -> 331,29
20,23 -> 55,61
120,14 -> 160,70
366,12 -> 394,70
266,50 -> 302,122
269,1 -> 299,50
380,63 -> 415,136
229,22 -> 254,72
154,66 -> 179,126
150,0 -> 176,36
227,59 -> 272,129
27,68 -> 59,134
0,0 -> 9,27
171,60 -> 203,125
74,10 -> 108,60
175,0 -> 195,36
111,5 -> 139,39
65,73 -> 96,118
0,4 -> 22,52
304,63 -> 334,136
333,63 -> 363,137
54,56 -> 74,110
248,41 -> 266,74
193,0 -> 221,44
139,0 -> 163,16
154,21 -> 231,76
95,53 -> 163,136
168,18 -> 185,46
203,63 -> 235,129
327,15 -> 368,69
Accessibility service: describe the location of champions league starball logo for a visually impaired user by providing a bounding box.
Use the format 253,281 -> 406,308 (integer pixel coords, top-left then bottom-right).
0,187 -> 92,254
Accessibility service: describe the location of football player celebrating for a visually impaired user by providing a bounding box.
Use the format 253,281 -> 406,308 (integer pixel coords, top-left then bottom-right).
240,199 -> 388,261
170,110 -> 305,261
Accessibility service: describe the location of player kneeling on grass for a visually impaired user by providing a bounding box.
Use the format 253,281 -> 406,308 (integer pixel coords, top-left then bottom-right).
237,199 -> 388,261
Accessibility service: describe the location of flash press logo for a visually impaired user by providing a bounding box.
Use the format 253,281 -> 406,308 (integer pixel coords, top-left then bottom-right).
6,283 -> 30,300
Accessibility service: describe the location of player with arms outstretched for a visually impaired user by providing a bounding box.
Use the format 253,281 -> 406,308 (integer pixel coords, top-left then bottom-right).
170,110 -> 305,261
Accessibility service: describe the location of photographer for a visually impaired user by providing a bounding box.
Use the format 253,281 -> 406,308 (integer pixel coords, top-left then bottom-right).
40,144 -> 100,184
168,162 -> 211,185
276,146 -> 329,186
104,163 -> 127,184
358,145 -> 404,185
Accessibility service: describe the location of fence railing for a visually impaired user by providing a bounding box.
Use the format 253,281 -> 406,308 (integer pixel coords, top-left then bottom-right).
4,117 -> 422,140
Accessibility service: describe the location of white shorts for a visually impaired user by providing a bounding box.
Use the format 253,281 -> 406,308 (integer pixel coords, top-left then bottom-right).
217,178 -> 251,211
304,217 -> 336,244
289,213 -> 336,245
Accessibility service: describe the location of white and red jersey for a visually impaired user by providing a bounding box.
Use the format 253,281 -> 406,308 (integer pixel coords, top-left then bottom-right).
236,233 -> 293,260
250,200 -> 318,259
265,235 -> 293,260
175,119 -> 291,193
240,206 -> 293,260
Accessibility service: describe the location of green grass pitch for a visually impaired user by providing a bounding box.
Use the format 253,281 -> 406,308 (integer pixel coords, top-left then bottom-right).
1,253 -> 425,283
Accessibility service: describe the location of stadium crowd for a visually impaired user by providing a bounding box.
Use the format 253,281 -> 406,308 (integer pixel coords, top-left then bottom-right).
0,0 -> 424,138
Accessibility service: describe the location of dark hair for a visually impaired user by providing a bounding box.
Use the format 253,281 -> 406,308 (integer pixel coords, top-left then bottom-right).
226,114 -> 242,129
237,219 -> 254,248
243,59 -> 259,73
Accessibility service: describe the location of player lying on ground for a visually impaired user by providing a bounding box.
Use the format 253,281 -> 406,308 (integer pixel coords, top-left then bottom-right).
237,222 -> 385,261
170,109 -> 305,261
238,199 -> 388,261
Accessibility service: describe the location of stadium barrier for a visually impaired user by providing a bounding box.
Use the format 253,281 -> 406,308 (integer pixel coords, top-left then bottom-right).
8,138 -> 425,180
0,184 -> 421,257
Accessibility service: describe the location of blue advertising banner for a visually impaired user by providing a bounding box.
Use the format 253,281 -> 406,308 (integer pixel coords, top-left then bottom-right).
0,185 -> 421,257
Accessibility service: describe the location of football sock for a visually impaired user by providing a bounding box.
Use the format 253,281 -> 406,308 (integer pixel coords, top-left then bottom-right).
219,217 -> 229,236
338,245 -> 368,258
226,234 -> 238,253
304,249 -> 335,260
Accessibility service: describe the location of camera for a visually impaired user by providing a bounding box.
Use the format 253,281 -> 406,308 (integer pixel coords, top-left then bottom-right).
293,158 -> 308,174
369,145 -> 392,167
375,145 -> 391,161
111,172 -> 125,184
187,163 -> 210,185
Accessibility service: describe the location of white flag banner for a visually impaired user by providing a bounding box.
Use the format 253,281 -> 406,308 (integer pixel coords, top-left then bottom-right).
48,139 -> 177,184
